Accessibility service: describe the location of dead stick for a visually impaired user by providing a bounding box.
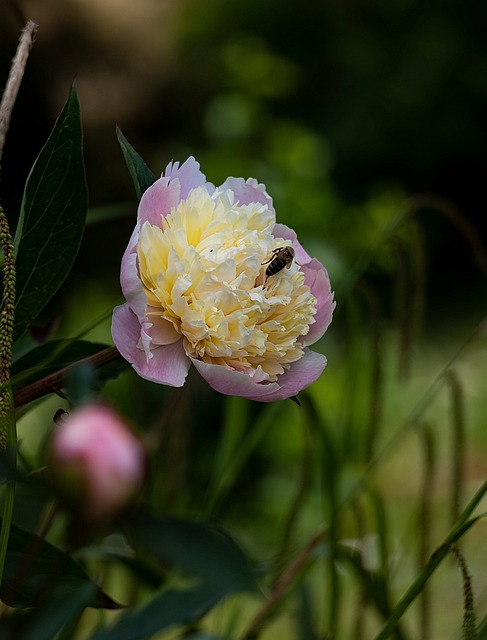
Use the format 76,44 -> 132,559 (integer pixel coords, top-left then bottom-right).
0,20 -> 38,158
13,346 -> 121,408
241,525 -> 325,640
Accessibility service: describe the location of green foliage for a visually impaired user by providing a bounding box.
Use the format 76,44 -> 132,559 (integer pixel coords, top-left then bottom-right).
90,584 -> 231,640
123,511 -> 257,593
116,126 -> 156,201
1,4 -> 487,637
0,519 -> 120,610
13,87 -> 87,341
90,512 -> 257,639
11,340 -> 110,389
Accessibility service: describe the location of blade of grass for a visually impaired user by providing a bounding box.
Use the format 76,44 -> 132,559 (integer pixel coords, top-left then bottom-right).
373,483 -> 487,640
204,396 -> 250,518
204,402 -> 282,517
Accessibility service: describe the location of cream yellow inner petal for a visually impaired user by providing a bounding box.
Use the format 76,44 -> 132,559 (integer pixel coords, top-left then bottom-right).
137,185 -> 317,382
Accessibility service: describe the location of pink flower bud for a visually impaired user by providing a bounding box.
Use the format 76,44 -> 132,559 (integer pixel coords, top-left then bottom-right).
50,404 -> 145,521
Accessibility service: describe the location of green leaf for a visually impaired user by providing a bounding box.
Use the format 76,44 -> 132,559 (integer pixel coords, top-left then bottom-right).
0,581 -> 99,640
296,585 -> 319,640
116,126 -> 156,201
123,510 -> 257,593
0,519 -> 121,610
14,86 -> 87,341
0,447 -> 25,485
373,514 -> 487,640
11,340 -> 110,390
80,545 -> 163,590
90,583 -> 229,640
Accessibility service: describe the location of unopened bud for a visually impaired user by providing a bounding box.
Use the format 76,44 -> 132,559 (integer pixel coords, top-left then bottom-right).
50,404 -> 145,521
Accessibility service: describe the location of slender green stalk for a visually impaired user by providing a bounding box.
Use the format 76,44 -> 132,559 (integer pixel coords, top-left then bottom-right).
269,412 -> 312,588
354,280 -> 384,461
302,393 -> 340,636
417,423 -> 436,640
444,370 -> 465,524
391,236 -> 412,379
204,402 -> 281,517
0,208 -> 17,586
373,479 -> 487,640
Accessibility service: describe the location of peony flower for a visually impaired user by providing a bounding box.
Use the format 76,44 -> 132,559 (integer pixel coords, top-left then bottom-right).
50,404 -> 145,520
112,157 -> 335,402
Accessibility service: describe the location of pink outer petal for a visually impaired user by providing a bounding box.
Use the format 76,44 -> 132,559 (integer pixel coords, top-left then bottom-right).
219,177 -> 275,216
112,304 -> 190,387
120,224 -> 146,321
191,349 -> 327,402
301,260 -> 335,346
273,223 -> 312,265
145,310 -> 181,345
137,177 -> 181,226
137,157 -> 209,226
273,223 -> 336,346
163,157 -> 208,200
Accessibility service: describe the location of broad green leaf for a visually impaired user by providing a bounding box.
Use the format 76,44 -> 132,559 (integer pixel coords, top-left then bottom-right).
11,340 -> 110,389
0,581 -> 99,640
14,86 -> 87,341
90,583 -> 229,640
116,125 -> 156,201
0,519 -> 121,610
123,510 -> 257,593
80,545 -> 162,590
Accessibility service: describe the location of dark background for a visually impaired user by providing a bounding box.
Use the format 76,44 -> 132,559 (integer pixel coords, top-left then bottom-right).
1,0 -> 487,326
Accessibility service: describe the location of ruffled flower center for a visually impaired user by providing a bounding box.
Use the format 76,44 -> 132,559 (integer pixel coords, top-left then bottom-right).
137,186 -> 317,382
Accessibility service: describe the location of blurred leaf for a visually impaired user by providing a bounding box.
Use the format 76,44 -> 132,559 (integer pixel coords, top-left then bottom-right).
11,340 -> 110,390
90,583 -> 229,640
86,202 -> 134,225
0,519 -> 121,610
13,86 -> 87,341
204,402 -> 281,517
79,545 -> 163,590
338,544 -> 400,632
116,126 -> 156,201
0,581 -> 100,640
123,510 -> 257,592
65,362 -> 98,406
476,615 -> 487,640
296,585 -> 318,640
0,447 -> 26,485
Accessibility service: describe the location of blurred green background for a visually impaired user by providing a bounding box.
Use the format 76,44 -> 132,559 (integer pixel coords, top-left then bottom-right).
2,0 -> 487,305
2,0 -> 487,638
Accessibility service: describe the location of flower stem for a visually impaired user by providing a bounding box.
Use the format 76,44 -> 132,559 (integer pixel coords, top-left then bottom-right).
13,345 -> 121,408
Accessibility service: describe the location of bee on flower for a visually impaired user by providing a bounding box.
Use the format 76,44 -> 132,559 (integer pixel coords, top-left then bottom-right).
112,157 -> 335,402
262,246 -> 296,281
